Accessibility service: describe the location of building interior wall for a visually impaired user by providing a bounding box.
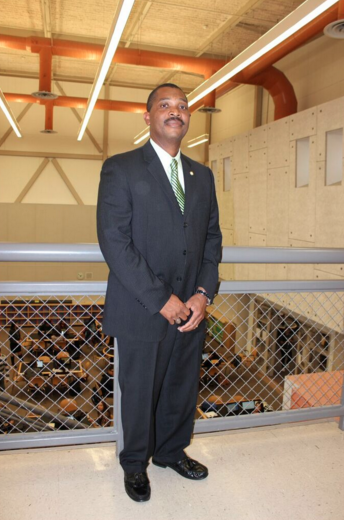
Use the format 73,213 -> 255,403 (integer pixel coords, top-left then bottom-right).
0,34 -> 344,284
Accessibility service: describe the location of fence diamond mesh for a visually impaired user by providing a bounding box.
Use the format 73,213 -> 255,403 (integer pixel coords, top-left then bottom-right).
197,291 -> 344,420
0,294 -> 114,436
1,290 -> 344,438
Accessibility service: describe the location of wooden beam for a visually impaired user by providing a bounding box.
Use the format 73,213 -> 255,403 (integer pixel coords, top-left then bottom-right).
102,84 -> 110,162
124,1 -> 152,48
15,158 -> 50,203
0,104 -> 32,147
0,150 -> 102,160
54,81 -> 103,153
41,0 -> 52,38
51,158 -> 84,205
195,0 -> 265,57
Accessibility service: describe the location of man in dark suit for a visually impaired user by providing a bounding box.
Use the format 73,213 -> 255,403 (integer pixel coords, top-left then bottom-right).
97,83 -> 222,502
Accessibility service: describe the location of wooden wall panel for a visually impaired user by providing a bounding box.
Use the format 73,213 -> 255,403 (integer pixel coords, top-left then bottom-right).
248,148 -> 267,234
287,239 -> 315,280
315,161 -> 344,248
35,205 -> 64,243
266,167 -> 289,246
248,233 -> 266,280
249,126 -> 267,151
233,174 -> 249,246
232,133 -> 249,175
8,204 -> 36,242
288,139 -> 317,242
62,206 -> 93,243
317,97 -> 344,161
267,118 -> 290,169
220,138 -> 233,158
0,204 -> 8,241
289,107 -> 317,140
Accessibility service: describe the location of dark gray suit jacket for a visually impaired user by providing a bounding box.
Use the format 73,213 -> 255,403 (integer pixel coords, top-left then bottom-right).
97,141 -> 222,341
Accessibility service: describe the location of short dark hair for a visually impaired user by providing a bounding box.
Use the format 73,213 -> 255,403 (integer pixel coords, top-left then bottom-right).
146,83 -> 187,112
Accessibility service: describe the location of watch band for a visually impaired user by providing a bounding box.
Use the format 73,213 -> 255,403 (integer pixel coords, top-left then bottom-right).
195,289 -> 211,306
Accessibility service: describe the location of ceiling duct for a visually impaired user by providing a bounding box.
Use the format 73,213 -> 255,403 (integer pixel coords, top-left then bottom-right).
323,19 -> 344,37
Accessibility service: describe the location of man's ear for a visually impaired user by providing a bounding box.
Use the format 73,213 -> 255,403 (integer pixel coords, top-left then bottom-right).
143,112 -> 150,125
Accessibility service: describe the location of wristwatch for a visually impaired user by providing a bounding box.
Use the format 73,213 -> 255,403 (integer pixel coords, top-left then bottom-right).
195,288 -> 211,306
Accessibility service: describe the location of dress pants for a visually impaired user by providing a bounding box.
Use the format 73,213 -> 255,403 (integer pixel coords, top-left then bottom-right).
117,321 -> 205,473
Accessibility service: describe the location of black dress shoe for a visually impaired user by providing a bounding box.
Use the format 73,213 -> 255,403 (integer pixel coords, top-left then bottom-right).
152,456 -> 208,480
124,471 -> 151,502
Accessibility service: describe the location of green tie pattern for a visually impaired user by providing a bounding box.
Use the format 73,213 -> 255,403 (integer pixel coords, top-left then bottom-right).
170,159 -> 185,214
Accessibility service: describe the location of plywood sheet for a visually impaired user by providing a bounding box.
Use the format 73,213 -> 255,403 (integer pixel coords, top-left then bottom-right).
0,204 -> 8,241
249,125 -> 267,151
62,206 -> 93,243
267,117 -> 290,169
234,264 -> 249,280
221,228 -> 234,246
289,107 -> 317,140
289,139 -> 316,242
248,148 -> 267,234
220,188 -> 234,231
8,204 -> 36,242
248,232 -> 266,280
232,133 -> 249,174
287,239 -> 315,281
266,167 -> 289,246
233,173 -> 249,246
35,205 -> 64,243
317,97 -> 344,160
315,161 -> 344,247
220,138 -> 233,158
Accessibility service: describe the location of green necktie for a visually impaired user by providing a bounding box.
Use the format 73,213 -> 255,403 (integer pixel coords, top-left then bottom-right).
170,159 -> 185,214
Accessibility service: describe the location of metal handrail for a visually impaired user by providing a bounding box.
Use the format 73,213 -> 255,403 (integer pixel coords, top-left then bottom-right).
1,243 -> 344,264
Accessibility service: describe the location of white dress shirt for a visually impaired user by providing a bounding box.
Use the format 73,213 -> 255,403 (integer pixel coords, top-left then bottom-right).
150,139 -> 185,191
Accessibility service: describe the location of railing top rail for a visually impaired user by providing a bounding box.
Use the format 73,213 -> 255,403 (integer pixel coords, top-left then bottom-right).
0,243 -> 344,264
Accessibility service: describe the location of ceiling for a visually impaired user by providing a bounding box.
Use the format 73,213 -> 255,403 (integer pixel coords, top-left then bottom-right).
0,0 -> 306,93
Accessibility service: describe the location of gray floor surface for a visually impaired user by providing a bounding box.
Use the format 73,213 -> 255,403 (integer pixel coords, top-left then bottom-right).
1,421 -> 344,520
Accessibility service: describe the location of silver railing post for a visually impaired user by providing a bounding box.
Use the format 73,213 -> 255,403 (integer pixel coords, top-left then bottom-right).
339,374 -> 344,432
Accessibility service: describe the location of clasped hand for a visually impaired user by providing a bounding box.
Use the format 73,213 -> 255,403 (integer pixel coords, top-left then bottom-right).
160,294 -> 207,332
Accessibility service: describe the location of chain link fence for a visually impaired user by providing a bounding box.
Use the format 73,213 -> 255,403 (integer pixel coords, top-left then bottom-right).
1,244 -> 344,449
0,292 -> 116,439
198,290 -> 344,423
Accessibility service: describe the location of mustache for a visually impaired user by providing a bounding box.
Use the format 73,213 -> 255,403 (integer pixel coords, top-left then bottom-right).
164,117 -> 185,125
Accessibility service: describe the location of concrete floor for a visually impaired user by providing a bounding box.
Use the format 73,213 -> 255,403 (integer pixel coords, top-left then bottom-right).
1,421 -> 344,520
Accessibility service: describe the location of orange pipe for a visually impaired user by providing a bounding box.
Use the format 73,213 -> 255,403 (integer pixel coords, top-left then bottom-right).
4,93 -> 146,113
0,34 -> 226,77
45,101 -> 54,131
216,66 -> 297,120
338,0 -> 344,18
39,47 -> 52,93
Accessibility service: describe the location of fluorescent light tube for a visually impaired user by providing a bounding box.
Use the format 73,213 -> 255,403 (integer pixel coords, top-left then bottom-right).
187,134 -> 209,147
188,0 -> 339,107
133,128 -> 150,144
0,88 -> 22,138
77,0 -> 136,141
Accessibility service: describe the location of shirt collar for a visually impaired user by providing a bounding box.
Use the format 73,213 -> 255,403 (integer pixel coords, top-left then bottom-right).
150,139 -> 181,171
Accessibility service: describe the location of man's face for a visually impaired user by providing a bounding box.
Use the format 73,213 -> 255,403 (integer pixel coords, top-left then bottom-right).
143,87 -> 190,149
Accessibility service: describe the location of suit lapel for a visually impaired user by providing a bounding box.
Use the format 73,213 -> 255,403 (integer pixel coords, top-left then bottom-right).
142,141 -> 183,215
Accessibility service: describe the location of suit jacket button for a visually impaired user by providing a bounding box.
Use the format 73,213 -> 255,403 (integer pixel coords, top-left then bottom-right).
183,222 -> 188,228
177,277 -> 182,282
183,250 -> 187,255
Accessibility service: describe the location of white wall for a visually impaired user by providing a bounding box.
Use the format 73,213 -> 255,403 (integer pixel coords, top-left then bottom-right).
0,78 -> 208,206
210,95 -> 344,285
262,35 -> 344,124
